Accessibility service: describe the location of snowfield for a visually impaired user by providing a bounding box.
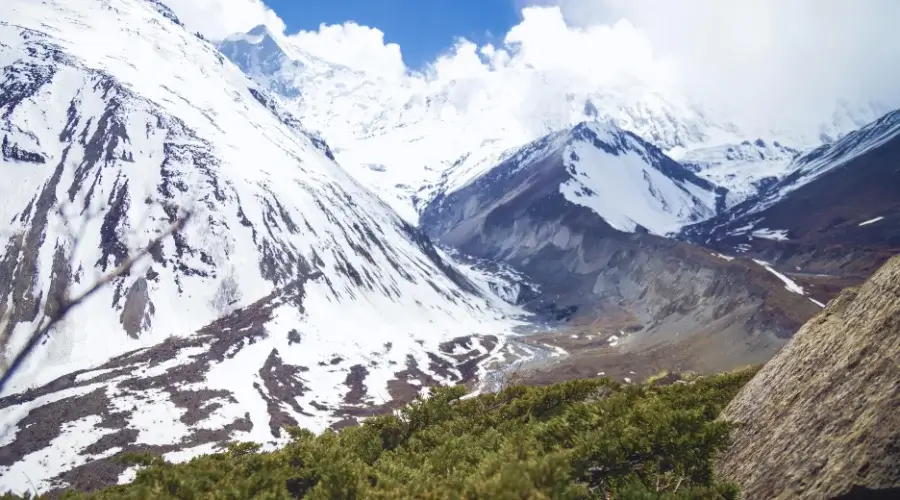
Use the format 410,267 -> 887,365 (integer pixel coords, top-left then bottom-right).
0,0 -> 526,494
558,123 -> 719,235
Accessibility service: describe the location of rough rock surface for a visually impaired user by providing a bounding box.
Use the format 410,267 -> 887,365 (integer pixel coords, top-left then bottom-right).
717,254 -> 900,499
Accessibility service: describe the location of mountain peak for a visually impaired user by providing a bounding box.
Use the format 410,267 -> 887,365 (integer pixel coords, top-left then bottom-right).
570,119 -> 623,138
217,24 -> 306,97
247,23 -> 273,37
221,24 -> 278,44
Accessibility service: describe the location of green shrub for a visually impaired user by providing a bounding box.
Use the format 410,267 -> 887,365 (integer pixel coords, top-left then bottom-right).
5,367 -> 757,499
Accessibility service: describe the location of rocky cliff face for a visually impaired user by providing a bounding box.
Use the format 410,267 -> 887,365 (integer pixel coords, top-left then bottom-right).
717,254 -> 900,499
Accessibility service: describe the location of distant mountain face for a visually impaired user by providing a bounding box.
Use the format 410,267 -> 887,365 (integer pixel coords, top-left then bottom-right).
0,0 -> 525,494
682,109 -> 900,277
217,26 -> 891,223
677,138 -> 800,207
215,26 -> 747,221
421,121 -> 726,241
419,120 -> 817,371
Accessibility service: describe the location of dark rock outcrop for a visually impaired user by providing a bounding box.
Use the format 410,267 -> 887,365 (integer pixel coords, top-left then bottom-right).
717,254 -> 900,499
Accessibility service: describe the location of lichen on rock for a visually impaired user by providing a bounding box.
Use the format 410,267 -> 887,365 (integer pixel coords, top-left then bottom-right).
717,254 -> 900,499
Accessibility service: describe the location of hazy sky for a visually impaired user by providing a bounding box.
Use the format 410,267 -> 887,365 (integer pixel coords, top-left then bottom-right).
166,0 -> 900,134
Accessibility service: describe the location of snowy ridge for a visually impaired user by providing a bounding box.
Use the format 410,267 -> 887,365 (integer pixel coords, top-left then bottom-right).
683,108 -> 900,241
0,0 -> 526,494
558,122 -> 723,234
217,26 -> 750,222
742,107 -> 900,219
677,138 -> 800,206
783,109 -> 900,196
424,120 -> 725,237
436,128 -> 571,198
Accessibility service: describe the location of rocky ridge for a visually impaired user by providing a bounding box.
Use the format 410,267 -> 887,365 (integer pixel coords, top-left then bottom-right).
682,109 -> 900,288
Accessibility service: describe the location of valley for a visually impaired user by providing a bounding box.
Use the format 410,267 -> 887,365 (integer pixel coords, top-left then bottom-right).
0,0 -> 898,496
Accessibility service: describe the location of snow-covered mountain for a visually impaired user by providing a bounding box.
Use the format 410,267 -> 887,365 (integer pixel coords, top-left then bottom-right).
418,118 -> 818,387
216,25 -> 747,222
682,108 -> 900,275
217,26 -> 892,224
422,121 -> 726,240
0,0 -> 528,494
676,138 -> 801,206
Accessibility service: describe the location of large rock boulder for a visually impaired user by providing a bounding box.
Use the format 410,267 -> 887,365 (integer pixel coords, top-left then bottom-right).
717,254 -> 900,499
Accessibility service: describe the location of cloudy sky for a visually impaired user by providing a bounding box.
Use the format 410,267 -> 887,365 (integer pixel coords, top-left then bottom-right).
164,0 -> 900,133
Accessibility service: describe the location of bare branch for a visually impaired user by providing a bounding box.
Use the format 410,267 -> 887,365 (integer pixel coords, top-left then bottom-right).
0,212 -> 191,395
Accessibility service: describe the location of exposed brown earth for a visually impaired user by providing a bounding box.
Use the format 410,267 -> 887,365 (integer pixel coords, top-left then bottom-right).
512,248 -> 822,385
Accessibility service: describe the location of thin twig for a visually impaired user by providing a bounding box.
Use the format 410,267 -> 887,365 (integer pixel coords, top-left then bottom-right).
0,214 -> 190,395
22,471 -> 38,498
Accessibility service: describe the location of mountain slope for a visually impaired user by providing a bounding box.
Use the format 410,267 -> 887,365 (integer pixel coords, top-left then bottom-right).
718,254 -> 900,499
0,0 -> 524,494
423,121 -> 726,239
420,121 -> 819,384
682,109 -> 900,281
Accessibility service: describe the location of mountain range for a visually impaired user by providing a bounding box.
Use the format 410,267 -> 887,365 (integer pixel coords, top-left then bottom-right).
0,0 -> 897,495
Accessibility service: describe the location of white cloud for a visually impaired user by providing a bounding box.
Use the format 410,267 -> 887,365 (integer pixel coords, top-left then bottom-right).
545,0 -> 900,128
289,23 -> 406,79
164,0 -> 900,141
162,0 -> 285,40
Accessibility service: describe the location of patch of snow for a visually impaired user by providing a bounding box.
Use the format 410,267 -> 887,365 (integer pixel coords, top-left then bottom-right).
727,220 -> 761,236
753,259 -> 806,295
541,343 -> 569,357
117,466 -> 138,485
73,367 -> 123,384
0,415 -> 118,492
558,124 -> 716,235
751,228 -> 789,241
859,216 -> 884,226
